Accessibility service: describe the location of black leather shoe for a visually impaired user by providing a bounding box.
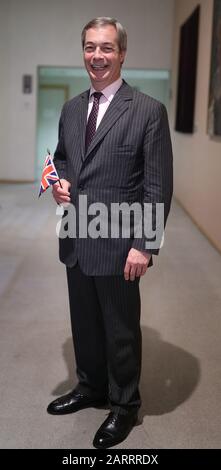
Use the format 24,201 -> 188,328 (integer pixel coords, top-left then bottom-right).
93,410 -> 138,449
47,388 -> 107,415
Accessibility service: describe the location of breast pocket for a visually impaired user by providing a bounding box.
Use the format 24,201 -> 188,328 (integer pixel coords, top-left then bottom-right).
111,145 -> 135,156
101,146 -> 137,189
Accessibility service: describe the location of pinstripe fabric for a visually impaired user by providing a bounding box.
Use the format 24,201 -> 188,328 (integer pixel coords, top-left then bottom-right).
67,263 -> 141,414
55,80 -> 173,413
54,80 -> 173,275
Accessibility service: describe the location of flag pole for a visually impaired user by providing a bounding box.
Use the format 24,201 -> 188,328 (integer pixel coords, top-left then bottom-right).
47,148 -> 62,188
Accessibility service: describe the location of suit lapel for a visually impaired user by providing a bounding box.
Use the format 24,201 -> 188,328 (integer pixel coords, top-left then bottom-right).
83,81 -> 133,161
78,90 -> 90,160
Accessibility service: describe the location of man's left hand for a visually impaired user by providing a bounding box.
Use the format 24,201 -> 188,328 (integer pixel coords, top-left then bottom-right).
124,248 -> 151,281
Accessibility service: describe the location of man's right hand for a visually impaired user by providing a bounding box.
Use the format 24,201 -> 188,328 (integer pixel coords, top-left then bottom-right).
52,179 -> 71,204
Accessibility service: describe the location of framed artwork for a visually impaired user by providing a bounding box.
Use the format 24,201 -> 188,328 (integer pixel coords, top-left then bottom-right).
208,0 -> 221,136
175,6 -> 200,133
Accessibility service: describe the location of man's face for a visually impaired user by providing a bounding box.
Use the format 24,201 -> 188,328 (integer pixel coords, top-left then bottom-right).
83,25 -> 126,90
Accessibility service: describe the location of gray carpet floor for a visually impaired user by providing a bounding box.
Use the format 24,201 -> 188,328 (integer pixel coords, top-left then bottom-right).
0,184 -> 221,449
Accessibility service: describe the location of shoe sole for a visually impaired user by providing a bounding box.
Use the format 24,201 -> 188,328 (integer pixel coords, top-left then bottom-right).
47,400 -> 107,415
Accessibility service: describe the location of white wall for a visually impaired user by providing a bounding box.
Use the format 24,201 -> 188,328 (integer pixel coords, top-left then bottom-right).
171,0 -> 221,252
0,0 -> 174,181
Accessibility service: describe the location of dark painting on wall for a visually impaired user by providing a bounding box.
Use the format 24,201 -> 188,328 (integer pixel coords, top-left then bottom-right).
208,0 -> 221,136
175,6 -> 200,133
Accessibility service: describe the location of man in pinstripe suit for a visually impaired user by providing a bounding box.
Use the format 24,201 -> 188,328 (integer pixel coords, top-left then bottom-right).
47,17 -> 173,448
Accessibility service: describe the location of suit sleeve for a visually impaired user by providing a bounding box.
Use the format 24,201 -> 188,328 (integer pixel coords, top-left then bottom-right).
53,105 -> 68,180
132,101 -> 173,255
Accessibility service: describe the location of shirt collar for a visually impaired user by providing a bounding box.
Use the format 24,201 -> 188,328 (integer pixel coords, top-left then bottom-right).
89,77 -> 123,102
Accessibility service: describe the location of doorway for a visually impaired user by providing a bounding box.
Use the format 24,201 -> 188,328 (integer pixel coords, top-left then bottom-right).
37,84 -> 69,179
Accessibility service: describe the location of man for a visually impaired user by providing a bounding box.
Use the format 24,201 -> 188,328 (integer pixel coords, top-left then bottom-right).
47,17 -> 173,449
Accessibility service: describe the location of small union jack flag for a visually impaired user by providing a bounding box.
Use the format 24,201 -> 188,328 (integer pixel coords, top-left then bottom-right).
38,153 -> 60,197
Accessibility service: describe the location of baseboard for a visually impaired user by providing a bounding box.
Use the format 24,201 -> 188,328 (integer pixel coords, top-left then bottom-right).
0,180 -> 35,184
174,196 -> 221,255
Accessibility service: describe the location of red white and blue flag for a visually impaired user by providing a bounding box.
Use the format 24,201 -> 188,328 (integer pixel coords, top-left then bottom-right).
39,153 -> 60,197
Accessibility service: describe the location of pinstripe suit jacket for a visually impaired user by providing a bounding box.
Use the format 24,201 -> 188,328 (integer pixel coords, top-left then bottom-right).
54,80 -> 173,275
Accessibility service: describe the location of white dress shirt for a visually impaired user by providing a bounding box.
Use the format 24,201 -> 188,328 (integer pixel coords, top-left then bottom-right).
87,77 -> 123,129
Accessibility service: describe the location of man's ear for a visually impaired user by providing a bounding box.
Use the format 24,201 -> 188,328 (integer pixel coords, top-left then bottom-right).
120,51 -> 126,65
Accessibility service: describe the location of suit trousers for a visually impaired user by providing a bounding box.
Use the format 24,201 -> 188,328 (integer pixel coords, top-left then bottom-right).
66,263 -> 142,414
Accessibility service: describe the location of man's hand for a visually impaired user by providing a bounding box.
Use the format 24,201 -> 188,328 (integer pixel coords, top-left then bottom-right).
124,248 -> 151,281
52,179 -> 71,204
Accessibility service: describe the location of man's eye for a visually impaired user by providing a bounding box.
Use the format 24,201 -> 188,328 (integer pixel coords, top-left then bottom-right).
84,46 -> 94,52
101,47 -> 114,53
84,46 -> 115,53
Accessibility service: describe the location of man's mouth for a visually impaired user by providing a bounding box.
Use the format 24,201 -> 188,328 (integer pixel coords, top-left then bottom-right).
91,64 -> 108,70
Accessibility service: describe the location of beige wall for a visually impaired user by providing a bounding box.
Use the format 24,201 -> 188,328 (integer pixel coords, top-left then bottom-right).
0,1 -> 10,180
171,0 -> 221,252
0,0 -> 174,181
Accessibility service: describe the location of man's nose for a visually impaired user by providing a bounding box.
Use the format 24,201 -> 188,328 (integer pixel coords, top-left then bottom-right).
93,47 -> 103,59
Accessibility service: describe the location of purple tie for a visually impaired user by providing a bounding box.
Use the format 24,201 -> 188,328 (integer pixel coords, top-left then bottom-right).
85,92 -> 102,152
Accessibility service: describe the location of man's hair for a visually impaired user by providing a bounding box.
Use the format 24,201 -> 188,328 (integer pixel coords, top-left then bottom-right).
81,17 -> 127,52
